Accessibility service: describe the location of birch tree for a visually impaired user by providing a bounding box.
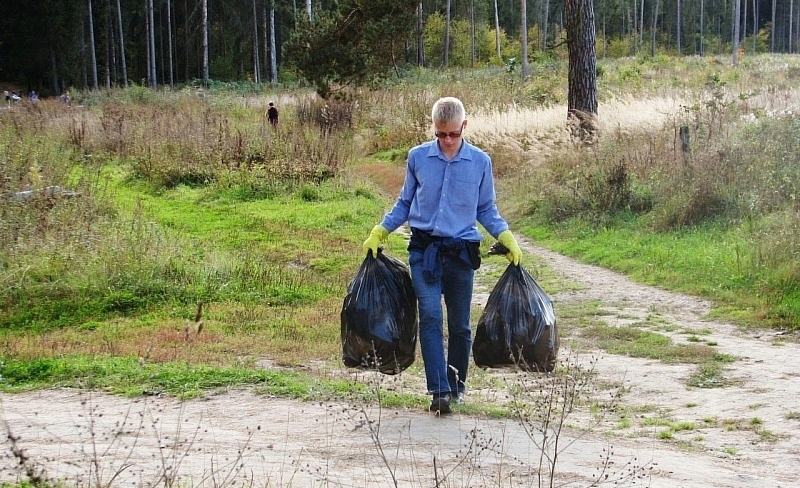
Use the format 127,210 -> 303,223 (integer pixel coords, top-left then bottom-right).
521,0 -> 528,79
115,0 -> 128,86
252,0 -> 261,82
167,0 -> 174,88
88,0 -> 99,89
733,0 -> 741,64
202,0 -> 209,83
444,0 -> 451,67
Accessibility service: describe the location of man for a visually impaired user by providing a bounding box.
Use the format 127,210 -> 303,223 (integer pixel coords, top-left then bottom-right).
266,101 -> 279,128
362,96 -> 522,414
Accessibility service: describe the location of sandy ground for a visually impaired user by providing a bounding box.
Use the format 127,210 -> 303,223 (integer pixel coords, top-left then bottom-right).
1,237 -> 798,487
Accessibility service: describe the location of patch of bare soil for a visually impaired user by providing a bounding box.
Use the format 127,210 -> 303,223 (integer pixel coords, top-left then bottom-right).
1,237 -> 798,487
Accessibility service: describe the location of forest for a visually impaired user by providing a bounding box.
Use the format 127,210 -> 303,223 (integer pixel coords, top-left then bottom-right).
0,1 -> 797,96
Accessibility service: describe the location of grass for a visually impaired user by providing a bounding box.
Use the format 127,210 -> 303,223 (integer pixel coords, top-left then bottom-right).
1,54 -> 799,406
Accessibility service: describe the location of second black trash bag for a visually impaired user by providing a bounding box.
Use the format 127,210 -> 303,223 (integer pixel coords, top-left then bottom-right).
341,250 -> 418,375
472,263 -> 559,372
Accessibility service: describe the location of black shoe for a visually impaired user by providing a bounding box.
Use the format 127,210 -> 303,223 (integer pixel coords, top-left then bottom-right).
429,393 -> 452,414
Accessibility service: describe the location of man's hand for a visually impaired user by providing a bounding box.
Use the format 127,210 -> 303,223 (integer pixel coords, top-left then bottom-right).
362,225 -> 389,258
497,230 -> 522,266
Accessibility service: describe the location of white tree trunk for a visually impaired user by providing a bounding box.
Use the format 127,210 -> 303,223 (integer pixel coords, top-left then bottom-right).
202,0 -> 209,82
494,0 -> 501,60
521,0 -> 528,78
444,0 -> 451,67
115,0 -> 128,86
252,0 -> 260,83
733,0 -> 741,64
167,0 -> 174,88
470,0 -> 475,67
88,0 -> 99,89
270,0 -> 277,83
650,0 -> 659,56
419,2 -> 426,66
148,0 -> 157,88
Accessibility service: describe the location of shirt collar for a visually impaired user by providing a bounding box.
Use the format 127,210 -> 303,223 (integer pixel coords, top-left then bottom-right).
427,139 -> 474,162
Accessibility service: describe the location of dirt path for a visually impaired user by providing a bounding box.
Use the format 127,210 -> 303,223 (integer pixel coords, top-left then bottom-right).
1,236 -> 798,487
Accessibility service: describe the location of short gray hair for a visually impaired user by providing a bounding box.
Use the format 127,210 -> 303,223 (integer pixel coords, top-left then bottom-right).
432,97 -> 465,125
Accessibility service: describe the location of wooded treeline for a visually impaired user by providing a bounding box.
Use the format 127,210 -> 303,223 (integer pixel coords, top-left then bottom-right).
1,0 -> 798,96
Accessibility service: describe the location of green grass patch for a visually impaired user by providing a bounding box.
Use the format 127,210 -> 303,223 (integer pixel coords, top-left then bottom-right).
0,354 -> 424,407
579,323 -> 725,364
522,215 -> 798,330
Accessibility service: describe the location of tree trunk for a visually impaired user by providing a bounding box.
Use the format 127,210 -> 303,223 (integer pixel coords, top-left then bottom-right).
167,0 -> 174,88
543,0 -> 550,51
268,0 -> 272,81
565,0 -> 598,142
676,0 -> 681,54
700,0 -> 705,56
792,0 -> 796,54
639,0 -> 645,53
306,0 -> 311,20
202,0 -> 209,83
106,8 -> 113,88
743,0 -> 748,48
772,0 -> 777,52
270,0 -> 277,83
444,0 -> 451,67
419,2 -> 426,66
148,0 -> 157,88
521,0 -> 528,78
115,0 -> 128,86
733,0 -> 741,64
88,0 -> 99,90
470,0 -> 475,67
753,0 -> 758,52
494,0 -> 501,60
185,0 -> 190,81
252,0 -> 260,83
650,0 -> 659,57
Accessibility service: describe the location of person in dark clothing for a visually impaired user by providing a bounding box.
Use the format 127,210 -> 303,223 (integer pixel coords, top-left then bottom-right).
266,101 -> 279,128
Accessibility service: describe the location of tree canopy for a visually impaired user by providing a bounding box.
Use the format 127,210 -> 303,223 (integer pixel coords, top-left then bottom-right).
285,0 -> 418,98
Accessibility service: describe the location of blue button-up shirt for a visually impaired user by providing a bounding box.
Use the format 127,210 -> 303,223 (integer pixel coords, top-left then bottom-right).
380,138 -> 509,241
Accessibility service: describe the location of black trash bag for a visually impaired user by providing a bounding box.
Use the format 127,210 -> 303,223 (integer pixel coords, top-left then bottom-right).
473,263 -> 559,372
341,249 -> 418,374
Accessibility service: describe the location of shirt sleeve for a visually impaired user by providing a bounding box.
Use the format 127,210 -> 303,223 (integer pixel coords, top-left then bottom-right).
475,155 -> 509,238
380,150 -> 418,232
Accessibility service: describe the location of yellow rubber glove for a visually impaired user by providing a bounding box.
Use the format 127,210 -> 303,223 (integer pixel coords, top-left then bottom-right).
362,225 -> 389,258
497,230 -> 522,266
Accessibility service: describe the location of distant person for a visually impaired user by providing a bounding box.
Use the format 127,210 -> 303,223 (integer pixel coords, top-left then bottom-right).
29,91 -> 38,102
4,90 -> 9,108
60,91 -> 71,107
266,101 -> 279,128
10,92 -> 21,104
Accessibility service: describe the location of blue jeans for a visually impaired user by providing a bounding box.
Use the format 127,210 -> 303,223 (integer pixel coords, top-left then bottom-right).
409,249 -> 474,396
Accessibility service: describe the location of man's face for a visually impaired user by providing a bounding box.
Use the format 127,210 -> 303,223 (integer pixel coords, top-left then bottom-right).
434,119 -> 466,153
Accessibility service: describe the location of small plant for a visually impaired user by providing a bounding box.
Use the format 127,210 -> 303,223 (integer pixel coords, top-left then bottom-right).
785,411 -> 800,420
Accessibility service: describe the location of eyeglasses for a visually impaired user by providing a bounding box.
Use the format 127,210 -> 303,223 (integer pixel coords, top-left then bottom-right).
434,130 -> 463,139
